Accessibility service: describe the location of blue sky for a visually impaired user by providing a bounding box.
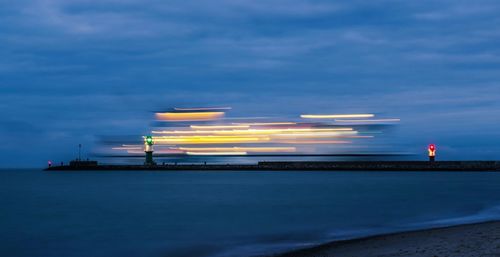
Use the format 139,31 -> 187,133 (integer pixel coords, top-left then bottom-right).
1,0 -> 500,167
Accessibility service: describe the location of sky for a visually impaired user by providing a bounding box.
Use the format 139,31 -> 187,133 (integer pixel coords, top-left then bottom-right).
1,0 -> 500,167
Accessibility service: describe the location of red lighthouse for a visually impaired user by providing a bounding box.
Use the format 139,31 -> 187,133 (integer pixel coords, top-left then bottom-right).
428,144 -> 436,162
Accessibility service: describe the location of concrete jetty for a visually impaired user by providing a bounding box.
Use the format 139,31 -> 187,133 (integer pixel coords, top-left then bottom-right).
45,161 -> 500,171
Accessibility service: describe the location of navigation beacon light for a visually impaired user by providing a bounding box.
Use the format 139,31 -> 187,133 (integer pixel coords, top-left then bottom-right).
146,136 -> 153,145
144,136 -> 156,165
428,144 -> 436,162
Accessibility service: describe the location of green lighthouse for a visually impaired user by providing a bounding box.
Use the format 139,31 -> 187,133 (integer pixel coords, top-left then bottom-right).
144,135 -> 156,165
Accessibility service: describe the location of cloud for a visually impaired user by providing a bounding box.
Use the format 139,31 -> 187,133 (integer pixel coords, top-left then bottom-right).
414,2 -> 500,21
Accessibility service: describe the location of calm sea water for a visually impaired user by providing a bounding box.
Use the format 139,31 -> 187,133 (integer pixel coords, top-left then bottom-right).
1,169 -> 500,257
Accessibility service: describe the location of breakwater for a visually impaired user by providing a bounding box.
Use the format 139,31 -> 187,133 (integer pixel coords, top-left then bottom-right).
45,161 -> 500,171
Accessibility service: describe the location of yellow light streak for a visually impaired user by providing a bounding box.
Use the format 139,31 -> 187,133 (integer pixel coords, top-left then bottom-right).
190,125 -> 250,129
335,119 -> 400,122
178,147 -> 296,152
301,114 -> 375,119
186,151 -> 247,155
155,112 -> 224,121
152,130 -> 204,134
152,135 -> 269,144
232,122 -> 297,126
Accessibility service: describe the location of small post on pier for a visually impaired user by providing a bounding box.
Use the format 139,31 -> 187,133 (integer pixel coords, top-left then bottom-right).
428,144 -> 436,162
144,135 -> 156,166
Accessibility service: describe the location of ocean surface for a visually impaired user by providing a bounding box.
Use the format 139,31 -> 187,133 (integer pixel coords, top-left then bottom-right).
1,169 -> 500,257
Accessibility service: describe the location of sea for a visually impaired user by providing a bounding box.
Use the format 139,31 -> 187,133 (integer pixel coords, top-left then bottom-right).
1,169 -> 500,257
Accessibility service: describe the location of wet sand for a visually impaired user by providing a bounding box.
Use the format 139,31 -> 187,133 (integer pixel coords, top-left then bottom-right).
275,221 -> 500,257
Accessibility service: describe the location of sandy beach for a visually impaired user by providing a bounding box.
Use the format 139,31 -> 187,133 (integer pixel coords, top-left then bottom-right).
275,221 -> 500,257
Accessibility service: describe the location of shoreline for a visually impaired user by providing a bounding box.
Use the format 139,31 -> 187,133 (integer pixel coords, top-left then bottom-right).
272,221 -> 500,257
45,161 -> 500,171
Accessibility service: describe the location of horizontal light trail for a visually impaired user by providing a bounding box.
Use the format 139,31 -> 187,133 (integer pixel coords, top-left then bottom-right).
212,128 -> 354,135
126,150 -> 144,154
126,149 -> 185,154
173,107 -> 231,111
149,127 -> 359,145
106,106 -> 401,157
190,125 -> 250,129
232,122 -> 297,126
272,131 -> 358,138
156,112 -> 224,121
153,135 -> 270,144
186,151 -> 247,155
112,147 -> 143,150
335,135 -> 374,138
178,147 -> 296,152
301,114 -> 375,119
276,140 -> 351,144
152,128 -> 354,135
335,119 -> 400,122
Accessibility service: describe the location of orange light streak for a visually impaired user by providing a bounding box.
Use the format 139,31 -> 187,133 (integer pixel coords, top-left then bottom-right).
155,112 -> 224,121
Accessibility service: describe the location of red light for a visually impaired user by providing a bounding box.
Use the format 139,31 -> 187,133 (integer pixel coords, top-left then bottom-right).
429,144 -> 435,150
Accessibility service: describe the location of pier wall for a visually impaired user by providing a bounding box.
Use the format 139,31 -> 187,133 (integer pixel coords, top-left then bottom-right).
45,161 -> 500,171
258,161 -> 500,171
